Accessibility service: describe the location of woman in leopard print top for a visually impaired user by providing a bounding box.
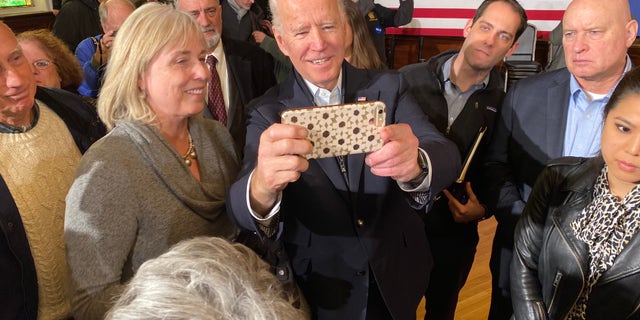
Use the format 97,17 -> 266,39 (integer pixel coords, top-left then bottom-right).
510,66 -> 640,320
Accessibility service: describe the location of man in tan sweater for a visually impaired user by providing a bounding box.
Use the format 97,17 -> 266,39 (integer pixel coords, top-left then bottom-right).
0,21 -> 105,320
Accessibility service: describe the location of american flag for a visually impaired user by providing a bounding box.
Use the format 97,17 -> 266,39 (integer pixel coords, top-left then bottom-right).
379,0 -> 571,39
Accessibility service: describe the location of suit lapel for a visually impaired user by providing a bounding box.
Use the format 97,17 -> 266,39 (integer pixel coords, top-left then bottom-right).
342,64 -> 375,193
285,65 -> 374,195
546,71 -> 571,158
545,72 -> 570,158
223,43 -> 253,122
315,157 -> 349,193
225,74 -> 243,129
282,74 -> 353,201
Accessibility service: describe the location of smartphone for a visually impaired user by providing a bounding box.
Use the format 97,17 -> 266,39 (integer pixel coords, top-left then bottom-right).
280,101 -> 386,159
447,181 -> 469,205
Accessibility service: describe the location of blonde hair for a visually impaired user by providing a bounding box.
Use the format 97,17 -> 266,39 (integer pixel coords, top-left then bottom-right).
97,2 -> 206,130
16,29 -> 84,89
106,237 -> 308,320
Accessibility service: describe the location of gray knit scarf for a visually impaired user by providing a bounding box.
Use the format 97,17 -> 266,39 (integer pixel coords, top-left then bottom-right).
116,119 -> 237,222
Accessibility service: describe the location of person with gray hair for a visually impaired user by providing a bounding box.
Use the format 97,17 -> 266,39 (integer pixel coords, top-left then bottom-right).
106,236 -> 309,320
483,0 -> 637,318
74,0 -> 136,98
227,0 -> 460,318
174,0 -> 276,154
64,3 -> 240,319
0,20 -> 105,320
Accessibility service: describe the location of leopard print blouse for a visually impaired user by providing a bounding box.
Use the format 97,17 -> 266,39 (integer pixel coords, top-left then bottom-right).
568,165 -> 640,319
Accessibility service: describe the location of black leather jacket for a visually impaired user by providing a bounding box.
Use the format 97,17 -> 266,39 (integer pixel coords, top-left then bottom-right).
511,156 -> 640,320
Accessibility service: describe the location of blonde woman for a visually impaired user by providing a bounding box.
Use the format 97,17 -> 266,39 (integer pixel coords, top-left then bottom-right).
64,3 -> 240,319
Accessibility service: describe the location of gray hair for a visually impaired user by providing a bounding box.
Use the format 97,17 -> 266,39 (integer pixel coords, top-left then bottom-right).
105,237 -> 308,320
269,0 -> 346,34
99,0 -> 136,25
172,0 -> 220,9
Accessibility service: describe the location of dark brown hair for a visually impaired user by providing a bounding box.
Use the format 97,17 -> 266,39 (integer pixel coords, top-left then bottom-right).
344,0 -> 386,69
472,0 -> 528,44
604,66 -> 640,119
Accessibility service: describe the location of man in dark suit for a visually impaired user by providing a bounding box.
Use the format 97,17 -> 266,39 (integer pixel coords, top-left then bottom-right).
226,0 -> 460,319
175,0 -> 276,152
399,1 -> 527,319
483,0 -> 638,318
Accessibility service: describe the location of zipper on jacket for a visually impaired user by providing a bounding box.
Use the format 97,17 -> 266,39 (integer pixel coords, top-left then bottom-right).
445,102 -> 479,135
548,272 -> 563,312
553,272 -> 562,287
534,301 -> 546,319
552,212 -> 586,317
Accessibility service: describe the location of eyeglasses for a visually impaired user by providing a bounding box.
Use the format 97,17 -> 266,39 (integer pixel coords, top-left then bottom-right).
32,59 -> 52,70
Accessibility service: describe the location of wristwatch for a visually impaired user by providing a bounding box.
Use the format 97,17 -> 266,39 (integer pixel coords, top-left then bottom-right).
407,149 -> 429,186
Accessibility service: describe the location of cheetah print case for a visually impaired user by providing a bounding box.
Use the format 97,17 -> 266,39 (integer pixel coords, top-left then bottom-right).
280,101 -> 386,159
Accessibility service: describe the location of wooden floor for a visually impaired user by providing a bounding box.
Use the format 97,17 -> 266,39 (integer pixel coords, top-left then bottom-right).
416,217 -> 498,320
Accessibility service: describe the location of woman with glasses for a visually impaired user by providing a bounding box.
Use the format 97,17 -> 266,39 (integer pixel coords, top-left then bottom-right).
16,29 -> 84,95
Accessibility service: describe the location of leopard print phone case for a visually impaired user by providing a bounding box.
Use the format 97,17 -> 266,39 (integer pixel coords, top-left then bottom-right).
280,101 -> 386,159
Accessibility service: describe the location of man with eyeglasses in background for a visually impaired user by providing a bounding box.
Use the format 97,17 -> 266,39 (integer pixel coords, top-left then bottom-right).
174,0 -> 277,154
0,21 -> 105,320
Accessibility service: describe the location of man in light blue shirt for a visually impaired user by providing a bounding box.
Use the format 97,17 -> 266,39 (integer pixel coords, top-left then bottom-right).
483,0 -> 638,318
563,58 -> 632,157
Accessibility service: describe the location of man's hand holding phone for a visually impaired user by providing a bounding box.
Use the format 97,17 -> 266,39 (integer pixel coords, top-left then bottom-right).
442,182 -> 487,223
249,123 -> 312,216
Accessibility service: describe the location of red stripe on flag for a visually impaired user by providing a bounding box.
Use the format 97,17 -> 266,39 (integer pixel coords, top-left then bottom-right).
411,8 -> 564,20
412,8 -> 475,19
526,10 -> 565,20
386,28 -> 464,37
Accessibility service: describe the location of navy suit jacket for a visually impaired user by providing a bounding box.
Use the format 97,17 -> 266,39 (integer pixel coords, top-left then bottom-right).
486,68 -> 572,221
227,62 -> 460,319
217,36 -> 277,153
483,67 -> 571,293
